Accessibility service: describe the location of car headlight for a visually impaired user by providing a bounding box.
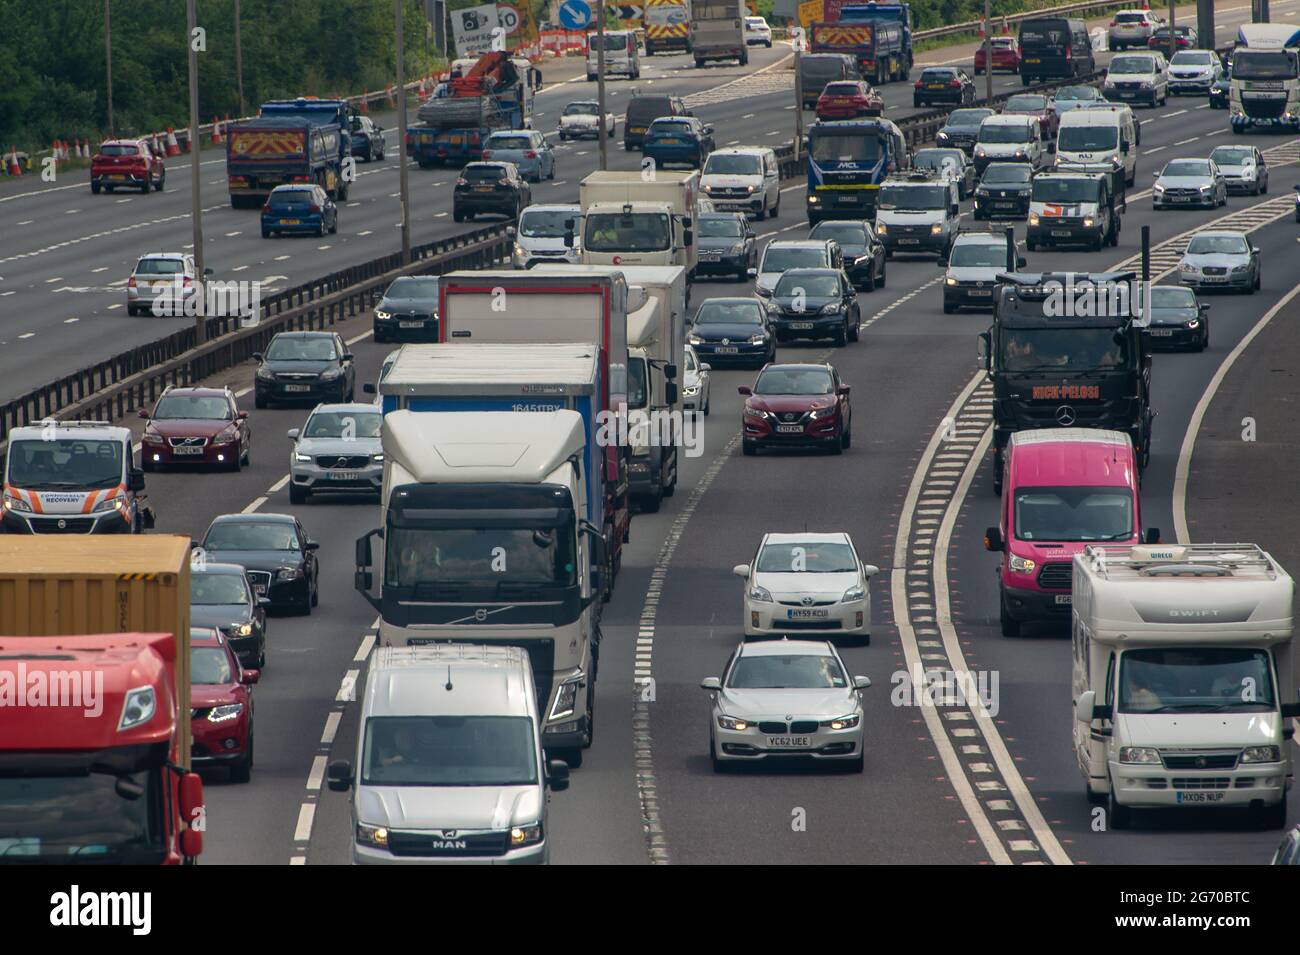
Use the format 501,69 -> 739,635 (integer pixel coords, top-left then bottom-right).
510,823 -> 544,847
1118,746 -> 1161,764
233,622 -> 254,637
682,385 -> 699,396
372,453 -> 384,463
819,302 -> 841,315
808,406 -> 834,420
207,703 -> 244,723
976,148 -> 986,158
356,823 -> 389,848
256,366 -> 275,380
807,195 -> 820,204
320,367 -> 342,380
930,223 -> 943,235
717,714 -> 751,730
1009,555 -> 1036,574
212,427 -> 237,445
687,333 -> 703,345
936,132 -> 949,142
743,407 -> 768,420
745,185 -> 756,194
1082,217 -> 1094,228
822,713 -> 860,730
1198,184 -> 1211,193
749,333 -> 767,344
1153,184 -> 1165,194
945,276 -> 957,286
731,243 -> 747,254
549,677 -> 581,721
119,685 -> 157,731
1139,80 -> 1152,88
93,495 -> 121,513
142,431 -> 165,444
1241,745 -> 1281,763
295,452 -> 312,462
748,584 -> 773,603
1184,318 -> 1201,328
841,585 -> 865,603
1,493 -> 32,513
374,309 -> 391,321
277,566 -> 304,581
513,244 -> 526,257
1231,264 -> 1251,273
1028,213 -> 1039,225
1181,263 -> 1197,273
876,222 -> 887,235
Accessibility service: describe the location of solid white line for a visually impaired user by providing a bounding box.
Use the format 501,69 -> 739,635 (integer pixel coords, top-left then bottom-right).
234,386 -> 252,397
242,496 -> 266,513
293,803 -> 315,842
1172,280 -> 1300,543
306,755 -> 328,791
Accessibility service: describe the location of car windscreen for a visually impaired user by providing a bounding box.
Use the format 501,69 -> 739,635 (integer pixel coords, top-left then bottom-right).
1171,51 -> 1213,65
265,337 -> 337,361
361,715 -> 538,787
1019,19 -> 1072,50
698,217 -> 743,238
627,99 -> 674,124
876,184 -> 947,210
1230,49 -> 1299,79
1162,160 -> 1211,178
1109,55 -> 1155,74
1005,95 -> 1047,110
979,123 -> 1033,143
591,33 -> 629,51
134,258 -> 184,275
727,654 -> 847,689
564,102 -> 599,115
1058,125 -> 1118,151
809,132 -> 883,164
694,301 -> 763,324
760,247 -> 826,272
584,211 -> 671,252
703,153 -> 762,176
754,367 -> 834,395
518,209 -> 574,238
1055,85 -> 1100,101
810,223 -> 866,245
190,573 -> 250,606
1209,147 -> 1255,166
385,276 -> 440,298
981,164 -> 1032,184
153,395 -> 231,419
949,243 -> 1009,267
1148,286 -> 1197,308
1118,648 -> 1276,714
0,772 -> 163,862
756,541 -> 857,573
1000,327 -> 1128,372
1013,487 -> 1133,542
462,165 -> 507,183
191,647 -> 235,685
774,273 -> 839,298
947,109 -> 994,128
1031,178 -> 1099,202
1185,235 -> 1248,255
203,522 -> 299,551
5,439 -> 123,490
303,411 -> 382,439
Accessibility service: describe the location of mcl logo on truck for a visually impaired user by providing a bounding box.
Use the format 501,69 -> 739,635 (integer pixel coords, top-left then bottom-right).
1031,385 -> 1101,400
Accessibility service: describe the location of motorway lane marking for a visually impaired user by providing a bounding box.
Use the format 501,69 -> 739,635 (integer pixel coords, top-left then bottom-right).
293,803 -> 315,843
268,474 -> 290,493
290,856 -> 306,865
44,276 -> 62,282
306,756 -> 328,791
231,264 -> 248,271
345,329 -> 373,346
64,317 -> 78,324
225,231 -> 241,237
0,204 -> 226,266
321,712 -> 342,746
242,496 -> 266,513
91,266 -> 108,272
354,633 -> 376,663
274,254 -> 291,261
1174,137 -> 1200,145
64,209 -> 79,214
17,333 -> 34,339
1172,279 -> 1300,544
1147,146 -> 1166,153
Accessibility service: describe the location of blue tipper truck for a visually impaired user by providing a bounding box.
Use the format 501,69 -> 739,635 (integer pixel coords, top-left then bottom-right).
836,2 -> 914,80
225,117 -> 341,209
250,98 -> 352,200
805,117 -> 909,223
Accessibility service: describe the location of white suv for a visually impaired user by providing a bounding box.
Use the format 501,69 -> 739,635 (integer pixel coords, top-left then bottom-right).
1107,9 -> 1161,50
1167,49 -> 1218,94
127,252 -> 211,316
701,147 -> 781,219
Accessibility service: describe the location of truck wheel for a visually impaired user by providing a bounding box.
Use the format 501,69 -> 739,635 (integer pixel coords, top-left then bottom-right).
1085,782 -> 1107,804
230,736 -> 253,783
641,487 -> 662,513
1107,787 -> 1131,829
1257,797 -> 1288,830
558,747 -> 584,768
1000,599 -> 1021,638
453,209 -> 465,223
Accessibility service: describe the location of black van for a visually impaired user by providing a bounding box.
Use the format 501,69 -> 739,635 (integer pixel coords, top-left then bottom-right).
1017,17 -> 1095,84
624,95 -> 690,151
800,54 -> 860,108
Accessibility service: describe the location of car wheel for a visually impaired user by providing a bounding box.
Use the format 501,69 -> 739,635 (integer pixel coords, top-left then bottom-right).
155,171 -> 165,192
1197,325 -> 1209,352
829,432 -> 843,455
877,260 -> 886,287
230,734 -> 253,784
141,456 -> 155,473
1000,597 -> 1021,637
849,315 -> 861,341
640,487 -> 662,513
228,447 -> 242,472
1256,796 -> 1288,830
255,393 -> 268,410
742,439 -> 757,456
845,750 -> 865,773
289,482 -> 309,505
311,575 -> 319,608
703,393 -> 710,416
1107,786 -> 1132,829
453,209 -> 465,223
91,181 -> 101,194
841,427 -> 851,449
710,734 -> 731,773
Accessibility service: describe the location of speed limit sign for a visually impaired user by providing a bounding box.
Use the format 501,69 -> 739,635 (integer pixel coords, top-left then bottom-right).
497,4 -> 522,35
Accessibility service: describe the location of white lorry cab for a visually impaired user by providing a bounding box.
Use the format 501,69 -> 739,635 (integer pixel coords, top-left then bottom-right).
328,644 -> 570,865
1072,543 -> 1299,830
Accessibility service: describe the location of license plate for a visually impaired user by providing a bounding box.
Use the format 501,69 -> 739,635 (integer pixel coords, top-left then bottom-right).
698,252 -> 720,261
1149,328 -> 1174,337
1200,276 -> 1226,283
968,290 -> 991,297
1176,791 -> 1224,803
1120,92 -> 1135,99
283,384 -> 312,393
898,238 -> 920,245
172,445 -> 204,456
789,322 -> 814,330
151,280 -> 168,288
994,202 -> 1015,208
836,195 -> 856,203
788,608 -> 830,618
767,736 -> 812,748
1051,229 -> 1072,237
659,138 -> 680,145
280,218 -> 300,225
1024,57 -> 1040,63
714,345 -> 739,354
1170,195 -> 1190,202
928,84 -> 945,89
109,174 -> 127,180
253,584 -> 267,595
399,320 -> 425,328
448,135 -> 462,145
775,424 -> 804,434
327,471 -> 360,480
474,185 -> 494,192
1054,594 -> 1072,605
631,127 -> 646,134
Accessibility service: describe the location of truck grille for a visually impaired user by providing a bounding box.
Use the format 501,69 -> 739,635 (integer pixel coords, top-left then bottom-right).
1170,777 -> 1231,790
1243,98 -> 1287,119
31,517 -> 96,534
316,455 -> 371,469
1036,562 -> 1072,590
387,830 -> 509,858
708,187 -> 753,199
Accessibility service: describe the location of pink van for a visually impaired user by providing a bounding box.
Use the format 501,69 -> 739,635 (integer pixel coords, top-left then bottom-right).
983,428 -> 1157,637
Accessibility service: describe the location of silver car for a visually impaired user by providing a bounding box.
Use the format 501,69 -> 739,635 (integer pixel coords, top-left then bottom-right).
127,252 -> 211,316
1152,158 -> 1226,210
288,403 -> 384,504
1209,145 -> 1269,196
482,129 -> 555,183
682,345 -> 711,415
701,638 -> 871,772
1178,230 -> 1261,294
1107,9 -> 1161,49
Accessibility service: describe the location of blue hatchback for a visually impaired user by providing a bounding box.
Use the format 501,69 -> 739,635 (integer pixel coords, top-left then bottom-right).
261,184 -> 338,238
641,117 -> 716,169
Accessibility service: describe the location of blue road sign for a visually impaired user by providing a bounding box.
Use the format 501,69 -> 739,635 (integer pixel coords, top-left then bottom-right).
559,0 -> 593,29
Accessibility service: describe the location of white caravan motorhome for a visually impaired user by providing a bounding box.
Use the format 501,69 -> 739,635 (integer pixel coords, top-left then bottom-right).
1072,543 -> 1299,829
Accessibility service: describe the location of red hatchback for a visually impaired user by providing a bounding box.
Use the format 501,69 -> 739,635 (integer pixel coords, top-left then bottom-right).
1000,92 -> 1058,142
974,36 -> 1021,74
90,139 -> 165,195
139,386 -> 251,472
190,627 -> 258,783
815,81 -> 884,120
740,363 -> 852,456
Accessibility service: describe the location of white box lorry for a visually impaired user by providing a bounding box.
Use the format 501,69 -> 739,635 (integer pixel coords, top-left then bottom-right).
577,170 -> 701,276
1072,543 -> 1299,829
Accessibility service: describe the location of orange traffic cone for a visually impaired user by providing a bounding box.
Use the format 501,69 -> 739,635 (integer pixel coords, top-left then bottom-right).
52,139 -> 62,165
1002,16 -> 1009,35
386,85 -> 397,108
212,117 -> 224,145
977,24 -> 985,38
165,127 -> 180,157
6,146 -> 20,176
360,90 -> 370,115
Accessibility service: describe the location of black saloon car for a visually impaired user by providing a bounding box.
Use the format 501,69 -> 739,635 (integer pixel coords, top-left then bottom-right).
452,161 -> 531,222
199,514 -> 320,614
913,68 -> 976,108
1144,284 -> 1209,351
808,220 -> 886,291
190,560 -> 269,668
350,115 -> 386,162
373,275 -> 439,343
254,331 -> 355,408
695,213 -> 757,280
688,297 -> 775,368
766,268 -> 861,346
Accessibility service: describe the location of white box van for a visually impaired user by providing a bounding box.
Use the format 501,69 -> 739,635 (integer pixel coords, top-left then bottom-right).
587,30 -> 640,81
1055,105 -> 1139,186
700,147 -> 781,219
329,644 -> 571,864
1072,544 -> 1299,830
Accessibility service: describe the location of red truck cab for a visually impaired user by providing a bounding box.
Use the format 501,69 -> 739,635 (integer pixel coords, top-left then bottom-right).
0,633 -> 204,864
984,429 -> 1157,637
91,139 -> 165,195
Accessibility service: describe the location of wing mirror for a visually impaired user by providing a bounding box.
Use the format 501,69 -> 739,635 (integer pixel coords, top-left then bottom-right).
853,675 -> 872,690
287,428 -> 300,440
984,527 -> 1004,551
732,564 -> 751,579
700,677 -> 722,691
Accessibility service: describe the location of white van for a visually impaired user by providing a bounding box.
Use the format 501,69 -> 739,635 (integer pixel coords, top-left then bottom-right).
1072,544 -> 1298,830
587,30 -> 640,81
1102,51 -> 1168,107
1055,105 -> 1139,186
700,147 -> 781,219
973,114 -> 1045,174
328,644 -> 571,864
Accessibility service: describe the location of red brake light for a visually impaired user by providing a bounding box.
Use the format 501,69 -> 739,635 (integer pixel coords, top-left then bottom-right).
456,177 -> 467,186
127,276 -> 137,288
481,149 -> 492,159
183,277 -> 193,288
950,80 -> 961,87
308,204 -> 322,213
1109,20 -> 1116,26
524,150 -> 537,159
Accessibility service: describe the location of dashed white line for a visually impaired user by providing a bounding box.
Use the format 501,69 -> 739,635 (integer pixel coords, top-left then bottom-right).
357,230 -> 373,236
344,329 -> 373,346
354,633 -> 376,662
273,254 -> 291,261
305,756 -> 328,792
336,669 -> 360,702
293,803 -> 315,842
267,474 -> 290,493
242,496 -> 266,513
321,712 -> 342,746
231,264 -> 248,271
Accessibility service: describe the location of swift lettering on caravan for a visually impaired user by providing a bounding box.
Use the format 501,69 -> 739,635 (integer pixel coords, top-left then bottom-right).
49,885 -> 151,935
